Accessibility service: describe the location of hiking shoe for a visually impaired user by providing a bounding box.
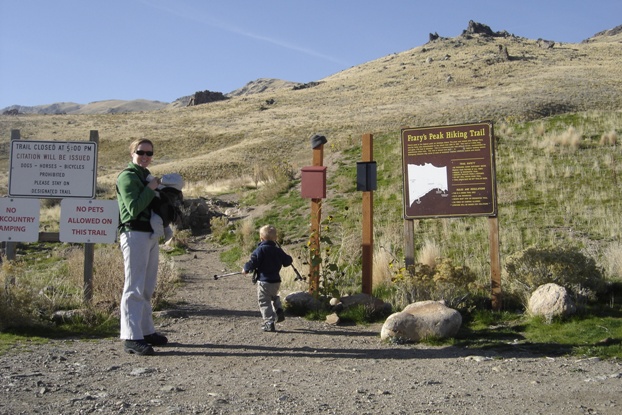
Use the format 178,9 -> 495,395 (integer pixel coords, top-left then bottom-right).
124,340 -> 155,356
276,308 -> 285,323
144,332 -> 168,346
262,322 -> 276,332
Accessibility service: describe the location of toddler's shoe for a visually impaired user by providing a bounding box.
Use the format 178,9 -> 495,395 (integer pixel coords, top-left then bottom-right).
276,308 -> 285,323
262,321 -> 276,332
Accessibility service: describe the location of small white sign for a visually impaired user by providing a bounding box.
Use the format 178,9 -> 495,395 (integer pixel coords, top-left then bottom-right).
9,140 -> 97,198
0,198 -> 41,242
60,199 -> 119,243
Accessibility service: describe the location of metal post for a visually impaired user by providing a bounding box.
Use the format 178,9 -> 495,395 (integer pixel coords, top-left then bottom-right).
361,133 -> 373,294
403,219 -> 415,269
82,130 -> 99,304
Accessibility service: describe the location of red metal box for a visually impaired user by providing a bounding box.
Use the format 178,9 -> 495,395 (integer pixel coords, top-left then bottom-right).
301,166 -> 327,199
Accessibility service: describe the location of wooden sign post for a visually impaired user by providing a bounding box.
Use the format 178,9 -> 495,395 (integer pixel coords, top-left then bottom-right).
489,216 -> 502,310
361,133 -> 374,294
306,134 -> 327,296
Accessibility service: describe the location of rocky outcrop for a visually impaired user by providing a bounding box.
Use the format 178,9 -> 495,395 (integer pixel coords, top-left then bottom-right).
177,197 -> 242,236
227,78 -> 301,97
461,20 -> 512,38
537,38 -> 556,49
591,24 -> 622,38
187,90 -> 228,106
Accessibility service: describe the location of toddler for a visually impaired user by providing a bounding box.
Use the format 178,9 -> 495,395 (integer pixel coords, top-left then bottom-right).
243,225 -> 293,332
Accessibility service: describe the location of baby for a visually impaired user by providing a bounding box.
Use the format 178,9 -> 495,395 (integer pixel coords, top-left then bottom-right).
146,173 -> 184,242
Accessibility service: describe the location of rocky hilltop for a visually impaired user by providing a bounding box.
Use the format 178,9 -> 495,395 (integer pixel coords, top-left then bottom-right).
3,22 -> 620,116
1,21 -> 621,185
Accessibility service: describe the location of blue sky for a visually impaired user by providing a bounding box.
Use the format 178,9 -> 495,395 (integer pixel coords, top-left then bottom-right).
1,0 -> 620,109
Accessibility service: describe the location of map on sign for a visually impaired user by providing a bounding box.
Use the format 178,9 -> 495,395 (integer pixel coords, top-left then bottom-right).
406,163 -> 448,206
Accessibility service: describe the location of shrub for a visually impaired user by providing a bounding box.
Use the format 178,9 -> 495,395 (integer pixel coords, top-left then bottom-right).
504,246 -> 605,307
0,260 -> 40,330
209,215 -> 235,244
0,244 -> 181,330
390,257 -> 484,309
255,161 -> 297,204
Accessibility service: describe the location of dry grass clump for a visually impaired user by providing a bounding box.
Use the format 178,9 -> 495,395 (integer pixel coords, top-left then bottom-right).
0,243 -> 181,329
39,203 -> 61,232
600,130 -> 618,146
253,161 -> 298,204
67,244 -> 181,312
558,126 -> 582,149
537,126 -> 583,152
183,178 -> 255,198
532,122 -> 546,137
417,239 -> 441,268
66,244 -> 180,312
237,218 -> 256,254
372,247 -> 393,289
602,242 -> 622,281
208,216 -> 232,243
0,260 -> 37,330
152,254 -> 182,309
167,228 -> 192,250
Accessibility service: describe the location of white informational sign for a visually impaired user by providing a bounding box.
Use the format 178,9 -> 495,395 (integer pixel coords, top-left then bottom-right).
9,140 -> 97,199
0,198 -> 41,242
60,199 -> 119,243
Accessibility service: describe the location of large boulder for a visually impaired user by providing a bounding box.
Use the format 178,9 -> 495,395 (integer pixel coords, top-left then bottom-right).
380,300 -> 462,342
337,293 -> 392,315
528,283 -> 576,320
284,291 -> 324,311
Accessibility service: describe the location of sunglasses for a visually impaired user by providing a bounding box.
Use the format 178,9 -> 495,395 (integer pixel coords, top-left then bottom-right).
135,150 -> 154,156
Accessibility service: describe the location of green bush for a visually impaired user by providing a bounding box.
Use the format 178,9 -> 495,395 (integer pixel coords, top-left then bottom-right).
391,258 -> 485,309
504,246 -> 605,306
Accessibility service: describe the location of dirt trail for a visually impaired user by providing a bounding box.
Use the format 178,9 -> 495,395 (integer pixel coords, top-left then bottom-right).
1,238 -> 621,414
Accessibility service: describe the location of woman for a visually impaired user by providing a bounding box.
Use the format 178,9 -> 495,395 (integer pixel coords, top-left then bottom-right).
116,138 -> 168,355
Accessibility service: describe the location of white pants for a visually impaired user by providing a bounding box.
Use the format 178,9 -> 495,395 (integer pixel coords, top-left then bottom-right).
119,231 -> 159,340
257,281 -> 282,323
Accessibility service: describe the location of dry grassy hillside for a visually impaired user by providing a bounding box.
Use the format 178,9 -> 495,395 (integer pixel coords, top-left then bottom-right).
1,24 -> 621,193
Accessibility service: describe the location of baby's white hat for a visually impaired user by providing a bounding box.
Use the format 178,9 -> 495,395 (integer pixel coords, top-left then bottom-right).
160,173 -> 184,191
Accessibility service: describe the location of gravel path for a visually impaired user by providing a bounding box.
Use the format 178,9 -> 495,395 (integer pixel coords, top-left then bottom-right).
1,240 -> 621,414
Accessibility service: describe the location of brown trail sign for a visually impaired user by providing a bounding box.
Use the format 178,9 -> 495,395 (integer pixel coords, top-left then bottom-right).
400,122 -> 502,310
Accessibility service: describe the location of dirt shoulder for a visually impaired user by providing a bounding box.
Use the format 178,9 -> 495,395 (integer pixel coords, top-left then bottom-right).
1,238 -> 621,415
